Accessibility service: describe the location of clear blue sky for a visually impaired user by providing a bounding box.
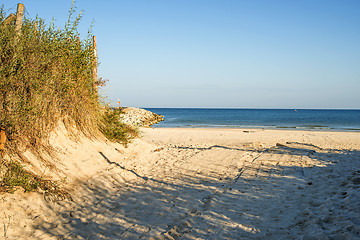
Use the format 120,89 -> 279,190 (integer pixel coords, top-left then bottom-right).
4,0 -> 360,109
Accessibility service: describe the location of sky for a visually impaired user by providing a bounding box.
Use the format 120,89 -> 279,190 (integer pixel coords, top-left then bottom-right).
3,0 -> 360,109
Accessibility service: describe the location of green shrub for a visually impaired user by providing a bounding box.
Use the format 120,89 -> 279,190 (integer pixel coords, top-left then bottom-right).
99,108 -> 139,146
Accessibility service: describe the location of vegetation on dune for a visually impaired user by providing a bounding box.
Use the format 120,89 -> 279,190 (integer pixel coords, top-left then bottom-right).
0,2 -> 137,193
0,160 -> 40,192
0,3 -> 100,155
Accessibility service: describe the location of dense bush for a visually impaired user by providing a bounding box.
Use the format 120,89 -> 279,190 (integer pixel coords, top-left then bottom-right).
0,3 -> 103,154
0,3 -> 137,192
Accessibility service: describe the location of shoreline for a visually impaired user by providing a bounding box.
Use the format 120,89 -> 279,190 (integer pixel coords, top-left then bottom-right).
150,125 -> 360,133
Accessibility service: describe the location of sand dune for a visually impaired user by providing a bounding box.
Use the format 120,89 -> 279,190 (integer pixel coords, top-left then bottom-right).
1,127 -> 360,239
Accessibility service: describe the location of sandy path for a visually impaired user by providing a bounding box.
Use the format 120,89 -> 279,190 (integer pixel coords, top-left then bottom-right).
1,128 -> 360,239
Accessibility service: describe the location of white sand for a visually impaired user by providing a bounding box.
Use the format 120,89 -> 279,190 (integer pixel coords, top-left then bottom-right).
1,127 -> 360,239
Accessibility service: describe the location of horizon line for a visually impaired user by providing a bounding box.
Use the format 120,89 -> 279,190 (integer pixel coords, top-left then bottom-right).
134,107 -> 360,110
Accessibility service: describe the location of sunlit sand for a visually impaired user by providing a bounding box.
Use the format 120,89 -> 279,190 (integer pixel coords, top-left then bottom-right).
1,127 -> 360,239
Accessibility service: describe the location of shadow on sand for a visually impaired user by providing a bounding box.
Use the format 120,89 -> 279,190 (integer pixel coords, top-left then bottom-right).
32,143 -> 360,239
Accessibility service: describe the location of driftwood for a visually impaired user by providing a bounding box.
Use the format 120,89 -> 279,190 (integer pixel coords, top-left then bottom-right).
15,3 -> 24,37
92,35 -> 98,90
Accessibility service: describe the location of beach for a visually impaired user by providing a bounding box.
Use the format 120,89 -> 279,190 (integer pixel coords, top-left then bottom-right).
1,127 -> 360,239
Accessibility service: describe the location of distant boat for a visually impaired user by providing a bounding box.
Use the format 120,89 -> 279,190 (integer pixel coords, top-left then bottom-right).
294,109 -> 297,112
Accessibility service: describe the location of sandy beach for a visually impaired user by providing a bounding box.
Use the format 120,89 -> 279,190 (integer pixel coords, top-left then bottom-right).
1,127 -> 360,239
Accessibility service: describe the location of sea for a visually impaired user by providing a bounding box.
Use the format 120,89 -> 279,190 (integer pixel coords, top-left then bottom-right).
145,108 -> 360,131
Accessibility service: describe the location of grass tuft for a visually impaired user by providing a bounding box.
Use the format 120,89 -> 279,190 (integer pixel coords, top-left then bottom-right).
1,160 -> 40,192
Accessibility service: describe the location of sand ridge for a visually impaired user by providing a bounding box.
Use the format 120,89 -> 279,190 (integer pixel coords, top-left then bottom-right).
0,127 -> 360,239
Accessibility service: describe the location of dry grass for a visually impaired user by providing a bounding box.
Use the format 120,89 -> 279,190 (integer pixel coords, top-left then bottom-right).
0,2 -> 138,194
0,3 -> 101,156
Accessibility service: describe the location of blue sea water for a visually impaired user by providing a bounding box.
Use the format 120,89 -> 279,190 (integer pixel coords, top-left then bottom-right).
145,108 -> 360,131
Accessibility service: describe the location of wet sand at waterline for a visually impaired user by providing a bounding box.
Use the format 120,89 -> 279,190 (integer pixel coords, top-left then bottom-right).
1,127 -> 360,239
